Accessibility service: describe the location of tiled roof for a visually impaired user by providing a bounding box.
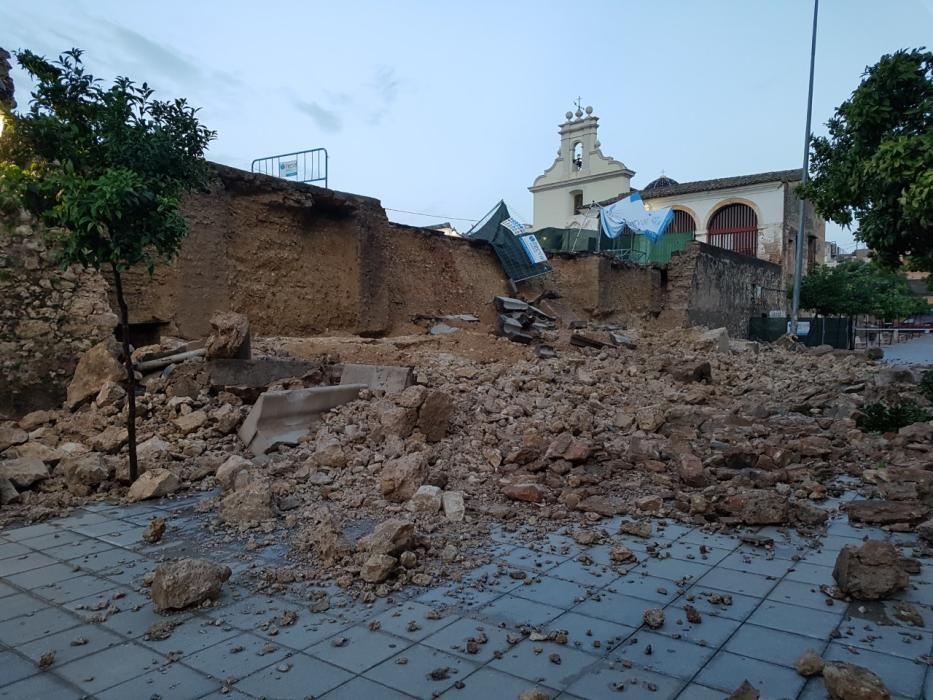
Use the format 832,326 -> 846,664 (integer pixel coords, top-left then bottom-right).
637,169 -> 803,200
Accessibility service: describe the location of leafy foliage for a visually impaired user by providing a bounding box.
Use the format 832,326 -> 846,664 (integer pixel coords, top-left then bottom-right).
858,400 -> 932,433
799,49 -> 933,270
798,260 -> 928,320
0,49 -> 216,272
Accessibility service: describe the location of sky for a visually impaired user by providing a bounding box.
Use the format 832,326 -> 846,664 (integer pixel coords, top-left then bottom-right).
3,0 -> 932,251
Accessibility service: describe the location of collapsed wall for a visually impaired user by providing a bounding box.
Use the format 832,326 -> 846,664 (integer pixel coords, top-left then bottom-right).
0,214 -> 117,416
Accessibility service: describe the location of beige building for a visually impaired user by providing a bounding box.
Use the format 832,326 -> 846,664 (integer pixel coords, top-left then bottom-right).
529,106 -> 825,274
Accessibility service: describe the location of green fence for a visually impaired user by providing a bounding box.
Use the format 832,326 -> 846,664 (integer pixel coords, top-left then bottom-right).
748,316 -> 853,348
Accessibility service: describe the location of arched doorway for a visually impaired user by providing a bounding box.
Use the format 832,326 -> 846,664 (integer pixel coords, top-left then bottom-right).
708,203 -> 758,257
669,209 -> 697,236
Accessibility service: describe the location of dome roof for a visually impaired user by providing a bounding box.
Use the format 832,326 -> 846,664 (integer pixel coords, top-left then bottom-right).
643,175 -> 679,191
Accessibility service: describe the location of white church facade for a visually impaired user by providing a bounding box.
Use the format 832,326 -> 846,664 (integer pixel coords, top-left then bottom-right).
528,106 -> 825,275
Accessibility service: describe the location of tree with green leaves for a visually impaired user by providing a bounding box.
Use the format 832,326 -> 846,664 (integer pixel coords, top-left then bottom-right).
799,49 -> 932,270
0,49 -> 215,482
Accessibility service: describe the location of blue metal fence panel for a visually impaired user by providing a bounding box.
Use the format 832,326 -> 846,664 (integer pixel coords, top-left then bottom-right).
250,148 -> 328,188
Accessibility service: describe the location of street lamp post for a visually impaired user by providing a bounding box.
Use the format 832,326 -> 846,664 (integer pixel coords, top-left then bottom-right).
790,0 -> 820,337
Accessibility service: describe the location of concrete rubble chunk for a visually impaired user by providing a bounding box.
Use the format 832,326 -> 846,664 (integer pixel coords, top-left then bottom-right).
361,554 -> 397,583
845,500 -> 928,525
832,540 -> 908,600
340,364 -> 413,394
173,410 -> 208,436
358,519 -> 415,557
94,380 -> 126,408
143,517 -> 166,544
67,338 -> 125,410
502,482 -> 547,503
417,390 -> 454,442
442,491 -> 466,522
0,477 -> 21,505
727,680 -> 760,700
239,385 -> 366,455
206,358 -> 320,391
678,454 -> 706,486
219,479 -> 275,525
380,453 -> 427,502
409,484 -> 442,513
215,455 -> 252,491
699,327 -> 730,354
205,311 -> 251,360
794,649 -> 824,677
127,468 -> 179,502
822,661 -> 890,700
0,457 -> 49,490
642,608 -> 664,629
150,558 -> 232,611
0,426 -> 28,452
59,453 -> 112,496
89,425 -> 128,454
722,489 -> 788,525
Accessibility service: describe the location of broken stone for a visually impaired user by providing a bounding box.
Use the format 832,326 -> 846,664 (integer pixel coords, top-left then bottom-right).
358,519 -> 416,557
794,500 -> 829,526
59,453 -> 112,496
215,455 -> 252,492
143,518 -> 166,544
145,619 -> 177,641
726,680 -> 759,700
636,495 -> 663,513
361,554 -> 397,584
619,521 -> 652,538
519,690 -> 551,700
442,491 -> 465,522
417,390 -> 454,442
380,453 -> 426,502
94,380 -> 126,408
150,558 -> 232,611
206,311 -> 251,360
502,482 -> 547,503
794,649 -> 824,677
845,500 -> 927,525
678,454 -> 705,486
89,425 -> 128,454
67,338 -> 125,410
0,426 -> 28,452
173,410 -> 208,436
685,605 -> 702,624
721,489 -> 787,525
610,546 -> 636,564
126,469 -> 180,502
642,608 -> 664,629
219,480 -> 275,525
0,477 -> 21,505
822,661 -> 890,700
698,327 -> 730,354
409,485 -> 443,513
832,540 -> 908,600
0,457 -> 49,490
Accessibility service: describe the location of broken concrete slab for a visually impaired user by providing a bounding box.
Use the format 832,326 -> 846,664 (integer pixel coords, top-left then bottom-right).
205,358 -> 321,390
339,364 -> 413,394
205,311 -> 251,360
238,384 -> 367,455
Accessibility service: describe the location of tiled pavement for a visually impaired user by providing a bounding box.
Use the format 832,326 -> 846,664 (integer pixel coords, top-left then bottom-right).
0,491 -> 931,699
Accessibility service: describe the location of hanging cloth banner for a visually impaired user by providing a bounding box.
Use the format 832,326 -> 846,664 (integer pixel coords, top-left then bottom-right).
519,233 -> 548,264
599,192 -> 674,242
499,217 -> 528,236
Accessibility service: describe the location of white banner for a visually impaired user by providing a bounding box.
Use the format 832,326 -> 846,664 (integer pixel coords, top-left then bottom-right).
279,159 -> 299,178
519,234 -> 548,264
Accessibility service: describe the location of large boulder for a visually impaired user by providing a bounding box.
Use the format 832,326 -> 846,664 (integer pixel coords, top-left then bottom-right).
205,312 -> 250,360
150,558 -> 232,611
0,457 -> 49,489
67,339 -> 125,410
833,540 -> 908,600
59,453 -> 112,496
358,519 -> 415,557
822,662 -> 890,700
380,453 -> 426,502
127,468 -> 179,502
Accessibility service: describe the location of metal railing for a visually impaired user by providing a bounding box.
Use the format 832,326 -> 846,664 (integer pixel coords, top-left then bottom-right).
250,148 -> 328,188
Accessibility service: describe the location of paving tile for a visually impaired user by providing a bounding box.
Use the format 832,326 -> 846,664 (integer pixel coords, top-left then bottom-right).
512,575 -> 596,609
635,557 -> 711,586
182,631 -> 289,682
139,615 -> 241,656
834,614 -> 931,660
4,562 -> 82,589
800,546 -> 844,568
0,672 -> 84,699
95,664 -> 219,700
547,558 -> 618,586
0,551 -> 59,577
747,600 -> 844,640
612,630 -> 716,680
692,567 -> 779,598
308,625 -> 413,672
94,526 -> 149,548
653,523 -> 696,542
32,573 -> 118,605
823,641 -> 926,698
549,611 -> 635,656
443,667 -> 558,699
17,530 -> 84,551
564,658 -> 685,699
604,572 -> 685,605
251,609 -> 354,650
1,523 -> 63,542
459,563 -> 525,595
694,651 -> 806,699
489,639 -> 598,689
659,604 -> 742,646
92,592 -> 194,638
62,546 -> 144,573
415,581 -> 503,611
0,541 -> 35,561
54,641 -> 164,694
785,561 -> 835,586
765,579 -> 838,611
724,623 -> 825,668
571,589 -> 657,628
370,601 -> 459,642
477,594 -> 564,628
98,558 -> 154,587
420,617 -> 512,663
319,674 -> 416,699
497,545 -> 569,573
49,511 -> 114,529
0,649 -> 41,686
17,623 -> 124,666
364,644 -> 479,699
235,652 -> 354,699
44,537 -> 121,561
662,540 -> 734,566
676,683 -> 733,700
677,530 -> 740,550
718,550 -> 796,578
677,589 -> 762,622
0,607 -> 81,645
0,592 -> 48,621
0,581 -> 16,598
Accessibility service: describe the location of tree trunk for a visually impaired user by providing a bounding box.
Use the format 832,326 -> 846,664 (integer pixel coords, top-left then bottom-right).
110,263 -> 139,483
821,315 -> 826,345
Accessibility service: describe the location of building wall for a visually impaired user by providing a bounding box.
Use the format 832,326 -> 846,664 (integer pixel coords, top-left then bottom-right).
531,177 -> 632,232
782,181 -> 826,275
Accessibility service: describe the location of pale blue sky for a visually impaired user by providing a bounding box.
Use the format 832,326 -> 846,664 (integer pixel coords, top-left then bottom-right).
3,0 -> 932,250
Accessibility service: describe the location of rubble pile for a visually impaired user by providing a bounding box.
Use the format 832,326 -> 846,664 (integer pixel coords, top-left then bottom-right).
2,320 -> 932,598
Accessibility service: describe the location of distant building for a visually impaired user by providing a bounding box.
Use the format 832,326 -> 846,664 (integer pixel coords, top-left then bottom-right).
424,222 -> 461,238
528,105 -> 825,274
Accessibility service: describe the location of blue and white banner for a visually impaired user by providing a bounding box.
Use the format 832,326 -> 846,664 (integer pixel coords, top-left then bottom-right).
499,217 -> 528,236
519,234 -> 548,264
599,192 -> 673,242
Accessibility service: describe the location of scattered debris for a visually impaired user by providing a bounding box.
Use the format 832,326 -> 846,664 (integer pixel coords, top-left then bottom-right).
642,608 -> 664,629
794,649 -> 825,677
37,651 -> 55,671
822,661 -> 891,700
142,517 -> 166,544
727,680 -> 760,700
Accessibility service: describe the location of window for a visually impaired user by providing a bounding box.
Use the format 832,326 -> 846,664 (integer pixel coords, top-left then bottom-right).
708,203 -> 758,257
573,191 -> 584,214
572,142 -> 583,171
669,209 -> 697,236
